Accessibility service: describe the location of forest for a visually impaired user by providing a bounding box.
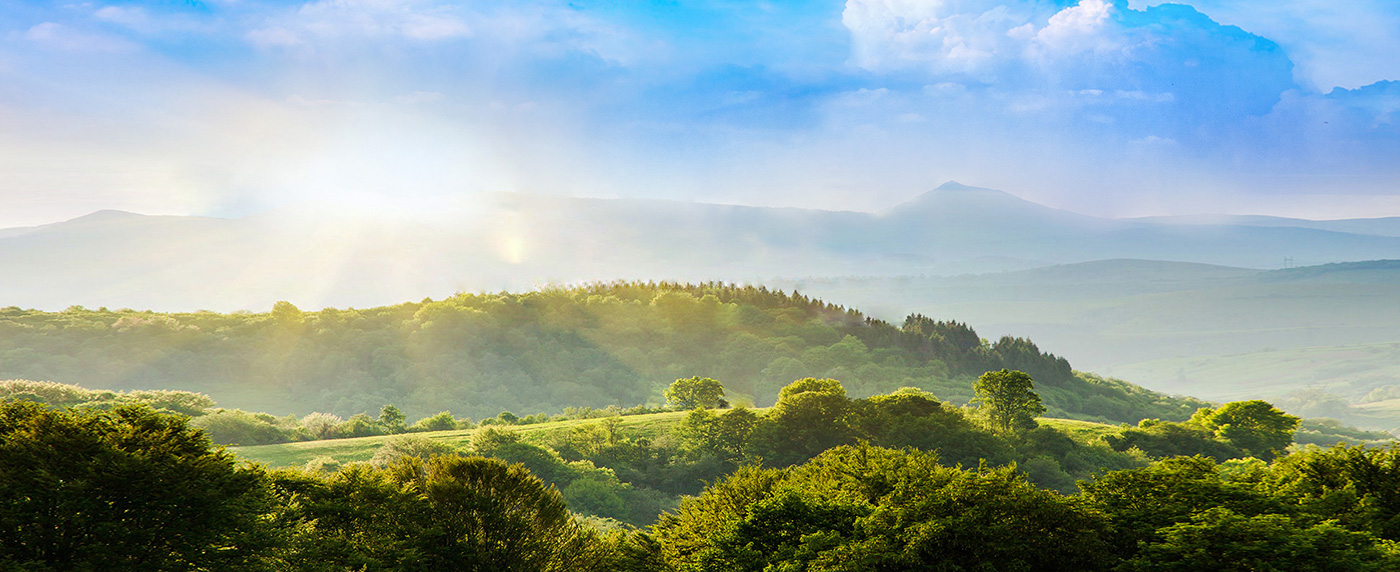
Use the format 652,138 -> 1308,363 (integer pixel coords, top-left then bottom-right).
4,372 -> 1400,572
4,283 -> 1398,570
0,282 -> 1203,423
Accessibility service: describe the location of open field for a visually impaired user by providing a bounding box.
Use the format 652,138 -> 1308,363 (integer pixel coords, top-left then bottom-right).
230,409 -> 697,468
230,409 -> 1126,468
1038,417 -> 1126,442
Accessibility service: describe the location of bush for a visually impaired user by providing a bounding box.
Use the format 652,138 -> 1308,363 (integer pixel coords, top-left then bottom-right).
192,408 -> 297,446
370,435 -> 457,467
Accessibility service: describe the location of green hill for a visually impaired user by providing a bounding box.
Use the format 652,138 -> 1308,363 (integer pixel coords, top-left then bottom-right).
231,409 -> 696,468
0,282 -> 1203,424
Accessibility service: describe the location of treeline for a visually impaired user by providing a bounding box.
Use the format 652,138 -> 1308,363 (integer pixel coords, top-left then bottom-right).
0,282 -> 1203,422
280,374 -> 1306,527
0,379 -> 668,446
6,396 -> 1400,571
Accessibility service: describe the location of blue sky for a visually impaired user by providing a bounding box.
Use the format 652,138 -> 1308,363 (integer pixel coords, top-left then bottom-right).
1,0 -> 1398,226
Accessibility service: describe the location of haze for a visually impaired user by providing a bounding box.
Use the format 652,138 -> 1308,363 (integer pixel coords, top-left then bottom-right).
3,0 -> 1399,228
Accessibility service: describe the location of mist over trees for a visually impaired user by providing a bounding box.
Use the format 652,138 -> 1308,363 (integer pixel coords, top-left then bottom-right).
0,283 -> 1204,424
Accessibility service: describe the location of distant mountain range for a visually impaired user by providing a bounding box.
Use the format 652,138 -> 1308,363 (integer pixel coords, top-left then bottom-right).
5,182 -> 1400,311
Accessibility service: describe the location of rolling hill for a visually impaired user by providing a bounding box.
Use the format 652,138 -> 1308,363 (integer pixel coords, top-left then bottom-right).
5,182 -> 1400,312
774,259 -> 1400,429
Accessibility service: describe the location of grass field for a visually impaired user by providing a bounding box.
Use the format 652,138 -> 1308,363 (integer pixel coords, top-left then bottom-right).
229,409 -> 1123,468
1038,417 -> 1126,442
230,409 -> 697,468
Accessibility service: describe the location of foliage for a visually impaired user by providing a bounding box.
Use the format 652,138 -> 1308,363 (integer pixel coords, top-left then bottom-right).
1190,400 -> 1300,461
370,434 -> 458,467
1105,418 -> 1247,462
653,444 -> 1114,572
1121,508 -> 1399,572
749,378 -> 857,466
0,401 -> 274,571
192,408 -> 305,446
1294,418 -> 1395,448
3,391 -> 1398,571
378,404 -> 407,434
271,454 -> 617,572
973,369 -> 1046,433
0,379 -> 214,415
0,284 -> 1200,424
665,376 -> 726,410
1262,444 -> 1400,540
1078,456 -> 1288,554
409,410 -> 468,432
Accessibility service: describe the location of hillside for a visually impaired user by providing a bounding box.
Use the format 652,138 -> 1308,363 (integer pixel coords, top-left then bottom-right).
5,183 -> 1400,311
772,259 -> 1400,428
0,283 -> 1201,424
226,413 -> 1142,470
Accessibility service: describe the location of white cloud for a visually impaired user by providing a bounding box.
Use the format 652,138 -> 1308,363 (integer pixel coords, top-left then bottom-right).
1150,0 -> 1400,91
25,22 -> 136,53
1032,0 -> 1118,57
841,0 -> 1056,76
94,6 -> 149,29
249,0 -> 473,46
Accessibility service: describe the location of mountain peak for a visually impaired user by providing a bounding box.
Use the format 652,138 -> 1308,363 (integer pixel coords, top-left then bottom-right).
67,210 -> 145,224
884,182 -> 1041,214
934,181 -> 986,191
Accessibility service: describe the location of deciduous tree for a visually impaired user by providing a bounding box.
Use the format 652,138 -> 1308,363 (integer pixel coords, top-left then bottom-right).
973,369 -> 1046,433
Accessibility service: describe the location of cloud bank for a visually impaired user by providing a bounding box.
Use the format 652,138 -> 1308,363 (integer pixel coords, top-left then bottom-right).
0,0 -> 1396,225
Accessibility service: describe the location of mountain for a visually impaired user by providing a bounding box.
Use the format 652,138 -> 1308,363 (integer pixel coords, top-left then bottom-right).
1133,214 -> 1400,238
4,183 -> 1400,312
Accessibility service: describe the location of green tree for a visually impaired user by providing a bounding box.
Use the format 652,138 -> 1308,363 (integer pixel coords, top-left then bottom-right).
665,376 -> 726,410
1263,444 -> 1400,540
378,404 -> 408,434
1189,401 -> 1300,461
1079,456 -> 1287,556
1104,418 -> 1246,462
0,402 -> 274,571
270,300 -> 303,327
1123,508 -> 1398,572
654,444 -> 1113,572
749,378 -> 855,466
370,434 -> 456,467
395,455 -> 591,571
410,410 -> 463,432
973,369 -> 1046,433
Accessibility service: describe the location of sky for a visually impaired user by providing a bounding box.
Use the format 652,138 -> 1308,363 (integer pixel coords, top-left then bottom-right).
1,0 -> 1398,227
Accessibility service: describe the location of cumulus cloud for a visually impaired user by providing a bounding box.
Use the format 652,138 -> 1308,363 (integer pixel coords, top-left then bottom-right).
843,0 -> 1294,129
1169,0 -> 1400,91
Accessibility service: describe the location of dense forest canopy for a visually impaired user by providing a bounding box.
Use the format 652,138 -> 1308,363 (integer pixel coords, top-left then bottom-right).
4,395 -> 1399,572
0,282 -> 1201,422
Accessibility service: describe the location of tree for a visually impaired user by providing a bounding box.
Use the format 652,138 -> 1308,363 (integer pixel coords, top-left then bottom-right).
410,410 -> 463,432
653,444 -> 1113,572
749,378 -> 855,466
393,455 -> 592,572
270,300 -> 303,327
370,434 -> 456,467
1079,456 -> 1287,556
1122,508 -> 1397,572
0,402 -> 274,571
973,369 -> 1046,433
379,404 -> 408,434
1189,401 -> 1299,461
665,376 -> 726,410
